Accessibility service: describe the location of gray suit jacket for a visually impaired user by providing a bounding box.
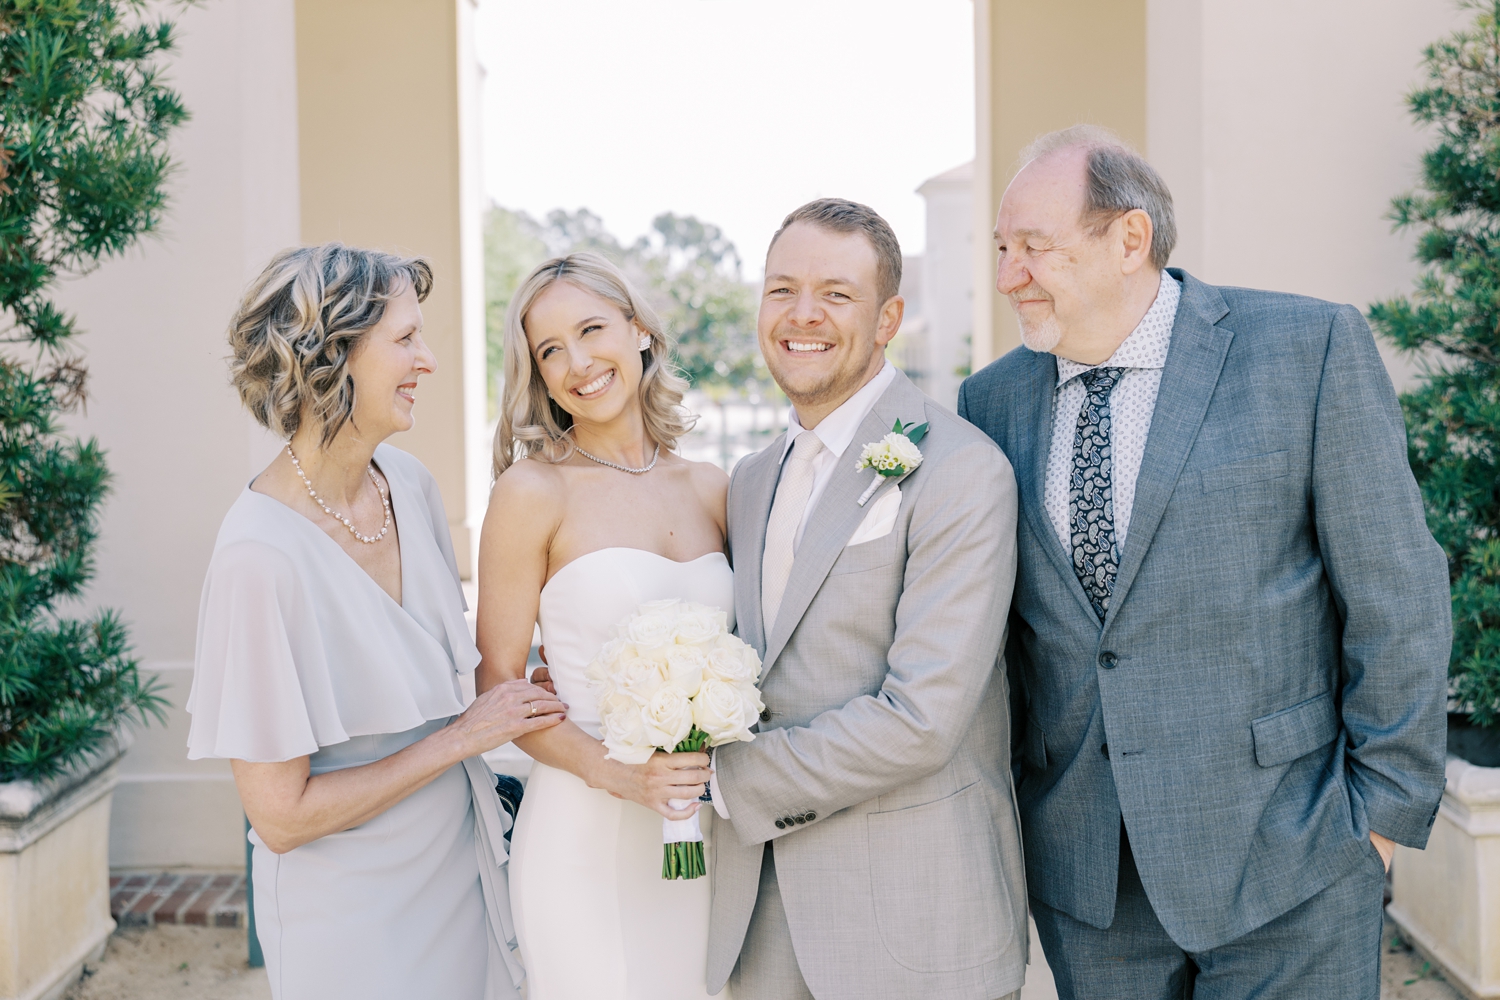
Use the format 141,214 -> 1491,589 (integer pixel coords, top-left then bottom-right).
710,371 -> 1028,1000
958,270 -> 1451,952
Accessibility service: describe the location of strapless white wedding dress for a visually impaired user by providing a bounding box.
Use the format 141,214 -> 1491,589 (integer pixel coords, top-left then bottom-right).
509,547 -> 734,1000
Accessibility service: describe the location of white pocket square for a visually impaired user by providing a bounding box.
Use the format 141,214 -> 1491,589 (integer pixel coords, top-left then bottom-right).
847,486 -> 901,546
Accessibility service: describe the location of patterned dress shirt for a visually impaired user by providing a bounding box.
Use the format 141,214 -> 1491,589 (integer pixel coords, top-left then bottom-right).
1043,272 -> 1182,552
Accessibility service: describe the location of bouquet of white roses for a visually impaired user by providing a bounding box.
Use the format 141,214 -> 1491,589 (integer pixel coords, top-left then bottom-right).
586,599 -> 764,879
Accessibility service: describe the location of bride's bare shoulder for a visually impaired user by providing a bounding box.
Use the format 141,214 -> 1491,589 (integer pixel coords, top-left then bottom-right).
673,454 -> 728,490
486,457 -> 566,526
671,455 -> 728,521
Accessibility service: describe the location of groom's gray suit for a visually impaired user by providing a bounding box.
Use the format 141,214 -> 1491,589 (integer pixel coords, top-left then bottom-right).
959,270 -> 1451,993
709,370 -> 1028,1000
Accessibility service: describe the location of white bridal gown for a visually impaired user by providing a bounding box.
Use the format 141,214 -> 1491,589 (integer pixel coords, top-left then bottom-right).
510,547 -> 734,1000
187,445 -> 523,1000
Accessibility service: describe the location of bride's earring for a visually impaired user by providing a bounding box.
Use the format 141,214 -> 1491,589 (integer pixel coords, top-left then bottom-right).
638,334 -> 651,351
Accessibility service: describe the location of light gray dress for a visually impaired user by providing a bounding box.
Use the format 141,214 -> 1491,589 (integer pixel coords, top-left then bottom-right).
186,444 -> 523,1000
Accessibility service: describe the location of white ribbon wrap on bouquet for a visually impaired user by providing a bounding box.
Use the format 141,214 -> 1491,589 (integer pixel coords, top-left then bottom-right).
663,800 -> 704,843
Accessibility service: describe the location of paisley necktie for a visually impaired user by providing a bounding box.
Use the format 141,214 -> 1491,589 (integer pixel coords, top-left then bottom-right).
1070,367 -> 1126,620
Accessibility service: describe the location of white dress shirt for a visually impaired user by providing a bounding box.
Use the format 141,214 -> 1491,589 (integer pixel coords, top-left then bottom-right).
1043,272 -> 1180,553
711,360 -> 896,819
778,360 -> 897,550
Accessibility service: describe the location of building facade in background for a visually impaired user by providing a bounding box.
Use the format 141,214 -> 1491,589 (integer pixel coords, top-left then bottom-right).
917,161 -> 974,411
970,0 -> 1464,391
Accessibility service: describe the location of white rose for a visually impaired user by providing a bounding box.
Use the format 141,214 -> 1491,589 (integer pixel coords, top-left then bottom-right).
705,634 -> 761,686
663,644 -> 707,697
599,691 -> 655,764
613,653 -> 667,703
641,684 -> 695,749
585,655 -> 611,693
692,678 -> 761,745
673,604 -> 725,646
625,609 -> 677,650
883,432 -> 923,470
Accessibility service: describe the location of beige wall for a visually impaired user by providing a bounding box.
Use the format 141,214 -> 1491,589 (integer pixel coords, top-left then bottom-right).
1148,0 -> 1465,391
295,0 -> 486,570
972,0 -> 1464,389
58,0 -> 301,868
972,0 -> 1147,369
52,0 -> 482,868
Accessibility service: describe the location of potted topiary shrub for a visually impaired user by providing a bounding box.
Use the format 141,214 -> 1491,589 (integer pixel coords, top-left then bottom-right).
0,3 -> 187,998
1370,3 -> 1500,996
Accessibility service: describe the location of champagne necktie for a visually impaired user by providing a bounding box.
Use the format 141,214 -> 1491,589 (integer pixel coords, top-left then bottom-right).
761,432 -> 825,636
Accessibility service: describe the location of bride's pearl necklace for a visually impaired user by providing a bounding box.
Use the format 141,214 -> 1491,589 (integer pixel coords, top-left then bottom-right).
574,443 -> 660,475
286,443 -> 392,544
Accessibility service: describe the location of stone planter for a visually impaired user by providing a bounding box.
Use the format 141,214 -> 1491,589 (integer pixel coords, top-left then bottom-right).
1387,754 -> 1500,999
0,735 -> 130,1000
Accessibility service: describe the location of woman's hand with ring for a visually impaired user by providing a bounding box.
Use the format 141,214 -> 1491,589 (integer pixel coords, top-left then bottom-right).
448,678 -> 565,758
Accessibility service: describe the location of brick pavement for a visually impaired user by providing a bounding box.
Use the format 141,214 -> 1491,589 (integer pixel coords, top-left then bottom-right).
108,871 -> 246,928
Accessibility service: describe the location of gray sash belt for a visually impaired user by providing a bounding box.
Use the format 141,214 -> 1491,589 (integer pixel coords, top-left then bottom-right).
461,756 -> 526,1000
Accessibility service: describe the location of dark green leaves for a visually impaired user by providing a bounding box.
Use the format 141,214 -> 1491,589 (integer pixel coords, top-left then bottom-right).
0,0 -> 191,781
1370,0 -> 1500,727
892,418 -> 929,445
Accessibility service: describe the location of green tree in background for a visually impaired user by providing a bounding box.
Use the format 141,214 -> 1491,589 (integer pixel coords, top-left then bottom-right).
634,213 -> 762,389
482,207 -> 546,417
1369,0 -> 1500,728
483,204 -> 765,417
0,1 -> 181,781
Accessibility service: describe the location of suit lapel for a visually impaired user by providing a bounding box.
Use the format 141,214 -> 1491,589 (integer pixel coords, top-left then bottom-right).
1012,350 -> 1100,623
1105,272 -> 1232,628
759,372 -> 928,679
732,437 -> 783,656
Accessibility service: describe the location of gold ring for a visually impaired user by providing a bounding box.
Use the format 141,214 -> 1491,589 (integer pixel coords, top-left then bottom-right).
528,701 -> 537,716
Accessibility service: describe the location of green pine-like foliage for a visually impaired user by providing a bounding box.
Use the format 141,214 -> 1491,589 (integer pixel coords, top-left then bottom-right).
1370,0 -> 1500,729
0,1 -> 190,782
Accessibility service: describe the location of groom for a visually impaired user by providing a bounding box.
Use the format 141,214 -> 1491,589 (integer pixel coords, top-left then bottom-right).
959,126 -> 1452,998
707,199 -> 1028,1000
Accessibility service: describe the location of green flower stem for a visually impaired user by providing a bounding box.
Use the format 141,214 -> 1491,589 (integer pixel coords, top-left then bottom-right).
662,726 -> 711,879
672,726 -> 711,754
662,841 -> 706,880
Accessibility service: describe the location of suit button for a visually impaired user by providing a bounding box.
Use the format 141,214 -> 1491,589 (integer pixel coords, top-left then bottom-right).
774,819 -> 787,829
1099,652 -> 1118,669
759,709 -> 772,723
805,811 -> 816,822
1101,742 -> 1110,759
794,814 -> 806,825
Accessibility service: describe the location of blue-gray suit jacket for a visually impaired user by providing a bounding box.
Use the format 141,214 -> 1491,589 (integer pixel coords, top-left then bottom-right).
957,269 -> 1451,952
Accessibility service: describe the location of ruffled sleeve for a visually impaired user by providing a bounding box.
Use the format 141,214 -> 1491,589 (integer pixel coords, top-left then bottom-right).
186,539 -> 348,761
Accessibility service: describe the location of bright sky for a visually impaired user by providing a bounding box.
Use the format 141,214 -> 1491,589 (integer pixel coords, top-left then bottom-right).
475,0 -> 975,275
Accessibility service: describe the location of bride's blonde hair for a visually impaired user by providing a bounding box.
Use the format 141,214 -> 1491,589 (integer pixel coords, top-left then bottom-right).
493,252 -> 692,478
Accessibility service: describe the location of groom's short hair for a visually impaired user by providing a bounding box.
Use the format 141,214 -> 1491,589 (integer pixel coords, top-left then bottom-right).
768,198 -> 903,305
1020,125 -> 1178,270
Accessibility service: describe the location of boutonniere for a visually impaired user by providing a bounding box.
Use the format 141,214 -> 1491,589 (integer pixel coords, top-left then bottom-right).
854,419 -> 929,506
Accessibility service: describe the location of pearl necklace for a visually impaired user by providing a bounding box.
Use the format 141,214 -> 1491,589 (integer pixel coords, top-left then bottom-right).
573,443 -> 660,475
286,444 -> 392,544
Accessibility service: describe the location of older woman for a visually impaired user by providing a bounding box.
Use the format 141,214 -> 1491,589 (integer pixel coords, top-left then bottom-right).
186,243 -> 563,1000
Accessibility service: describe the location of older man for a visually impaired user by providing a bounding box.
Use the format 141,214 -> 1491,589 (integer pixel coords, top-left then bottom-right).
958,126 -> 1451,1000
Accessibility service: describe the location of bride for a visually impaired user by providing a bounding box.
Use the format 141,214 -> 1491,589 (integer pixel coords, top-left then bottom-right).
476,252 -> 732,999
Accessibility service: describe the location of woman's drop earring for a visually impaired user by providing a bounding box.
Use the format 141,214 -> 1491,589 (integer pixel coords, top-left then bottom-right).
638,334 -> 651,351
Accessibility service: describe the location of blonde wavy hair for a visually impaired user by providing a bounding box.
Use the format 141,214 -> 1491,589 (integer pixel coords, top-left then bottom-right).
228,243 -> 434,446
494,252 -> 691,478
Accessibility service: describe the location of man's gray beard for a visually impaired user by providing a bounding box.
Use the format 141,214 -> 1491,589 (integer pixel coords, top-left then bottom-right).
1017,312 -> 1063,354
